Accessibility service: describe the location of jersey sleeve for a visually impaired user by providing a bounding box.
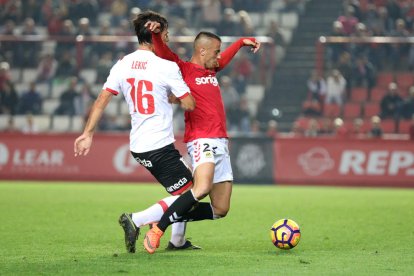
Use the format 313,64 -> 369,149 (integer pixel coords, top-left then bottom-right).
152,33 -> 180,63
217,37 -> 256,72
152,32 -> 189,72
165,62 -> 190,99
103,61 -> 121,95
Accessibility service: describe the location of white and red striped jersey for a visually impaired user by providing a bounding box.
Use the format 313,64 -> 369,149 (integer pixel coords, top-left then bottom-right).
103,50 -> 190,153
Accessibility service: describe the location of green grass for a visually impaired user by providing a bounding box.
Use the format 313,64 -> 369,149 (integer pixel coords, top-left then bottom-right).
0,181 -> 413,275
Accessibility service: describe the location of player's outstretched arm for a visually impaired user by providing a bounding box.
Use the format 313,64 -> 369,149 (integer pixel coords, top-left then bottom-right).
74,90 -> 113,157
145,21 -> 180,63
217,38 -> 261,71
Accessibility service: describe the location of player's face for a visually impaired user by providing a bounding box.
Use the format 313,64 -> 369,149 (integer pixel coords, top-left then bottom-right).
204,39 -> 221,70
161,28 -> 169,43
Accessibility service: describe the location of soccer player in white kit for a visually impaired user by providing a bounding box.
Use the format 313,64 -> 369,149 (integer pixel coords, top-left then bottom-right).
74,11 -> 215,253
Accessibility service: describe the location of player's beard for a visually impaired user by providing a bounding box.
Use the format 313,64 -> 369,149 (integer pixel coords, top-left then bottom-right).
205,59 -> 219,70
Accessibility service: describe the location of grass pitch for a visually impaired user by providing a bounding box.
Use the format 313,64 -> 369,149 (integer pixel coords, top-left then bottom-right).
0,181 -> 413,275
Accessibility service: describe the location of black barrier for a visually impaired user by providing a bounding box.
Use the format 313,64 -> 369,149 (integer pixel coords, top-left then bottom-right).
229,136 -> 274,184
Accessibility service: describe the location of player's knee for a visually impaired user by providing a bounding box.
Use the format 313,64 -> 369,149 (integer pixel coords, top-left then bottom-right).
213,207 -> 229,218
192,186 -> 210,200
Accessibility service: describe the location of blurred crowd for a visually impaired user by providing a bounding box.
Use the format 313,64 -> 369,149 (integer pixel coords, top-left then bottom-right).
0,0 -> 308,134
297,0 -> 414,140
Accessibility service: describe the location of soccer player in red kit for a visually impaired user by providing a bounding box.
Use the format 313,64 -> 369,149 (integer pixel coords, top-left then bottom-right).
143,21 -> 261,254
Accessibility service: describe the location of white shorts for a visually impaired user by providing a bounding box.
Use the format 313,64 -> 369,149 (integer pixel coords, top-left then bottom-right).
187,138 -> 233,184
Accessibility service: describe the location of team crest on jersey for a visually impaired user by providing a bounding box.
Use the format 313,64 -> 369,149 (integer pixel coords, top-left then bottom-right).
195,76 -> 218,86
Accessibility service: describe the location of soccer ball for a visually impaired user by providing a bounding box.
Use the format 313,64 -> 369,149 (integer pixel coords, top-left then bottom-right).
270,219 -> 301,250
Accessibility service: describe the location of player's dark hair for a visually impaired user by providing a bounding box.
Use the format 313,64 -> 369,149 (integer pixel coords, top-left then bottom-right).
193,31 -> 221,48
132,10 -> 168,44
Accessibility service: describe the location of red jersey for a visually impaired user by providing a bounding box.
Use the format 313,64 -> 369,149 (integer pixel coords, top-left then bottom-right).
152,33 -> 252,142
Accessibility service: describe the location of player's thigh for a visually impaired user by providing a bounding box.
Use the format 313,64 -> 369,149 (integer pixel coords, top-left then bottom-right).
209,181 -> 233,215
192,162 -> 215,199
131,145 -> 193,195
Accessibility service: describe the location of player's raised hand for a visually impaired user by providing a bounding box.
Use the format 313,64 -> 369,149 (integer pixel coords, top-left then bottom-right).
242,38 -> 261,53
145,21 -> 161,33
74,134 -> 93,157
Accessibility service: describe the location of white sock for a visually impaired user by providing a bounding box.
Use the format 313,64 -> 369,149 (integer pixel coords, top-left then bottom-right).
170,222 -> 186,247
131,195 -> 178,227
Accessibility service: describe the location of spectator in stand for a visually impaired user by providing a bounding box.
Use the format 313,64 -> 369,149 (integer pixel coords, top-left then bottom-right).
409,114 -> 414,141
18,82 -> 42,115
0,1 -> 20,23
21,113 -> 39,134
0,20 -> 17,65
169,0 -> 186,20
266,20 -> 286,49
220,76 -> 240,123
402,86 -> 414,120
94,20 -> 115,58
380,82 -> 403,119
376,6 -> 393,35
290,121 -> 304,137
55,50 -> 77,80
232,51 -> 254,83
333,117 -> 348,137
36,52 -> 58,95
77,82 -> 95,117
68,0 -> 99,26
77,17 -> 95,67
409,44 -> 414,71
54,77 -> 80,116
55,19 -> 76,58
190,0 -> 204,28
389,18 -> 410,69
280,0 -> 305,14
114,19 -> 134,56
3,116 -> 19,133
250,120 -> 262,135
352,55 -> 376,90
40,0 -> 55,25
237,97 -> 252,133
266,120 -> 278,138
336,51 -> 353,98
217,8 -> 238,36
110,0 -> 128,26
0,62 -> 11,90
350,23 -> 373,61
368,115 -> 383,138
307,70 -> 326,104
325,69 -> 347,105
302,99 -> 321,117
201,0 -> 221,29
304,118 -> 319,137
327,21 -> 347,66
337,5 -> 359,35
17,17 -> 41,67
147,0 -> 167,14
47,9 -> 65,35
96,51 -> 114,84
386,0 -> 402,26
350,117 -> 365,138
0,75 -> 18,115
318,117 -> 333,136
237,10 -> 255,37
129,7 -> 141,22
